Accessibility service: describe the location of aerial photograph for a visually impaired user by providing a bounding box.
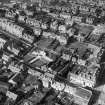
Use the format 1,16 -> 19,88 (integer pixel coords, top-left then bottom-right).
0,0 -> 105,105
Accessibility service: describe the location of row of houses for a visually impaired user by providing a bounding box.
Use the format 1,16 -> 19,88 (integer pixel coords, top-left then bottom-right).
1,5 -> 99,45
12,0 -> 105,19
0,18 -> 34,44
38,3 -> 102,26
1,8 -> 70,46
65,0 -> 105,7
42,0 -> 103,16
